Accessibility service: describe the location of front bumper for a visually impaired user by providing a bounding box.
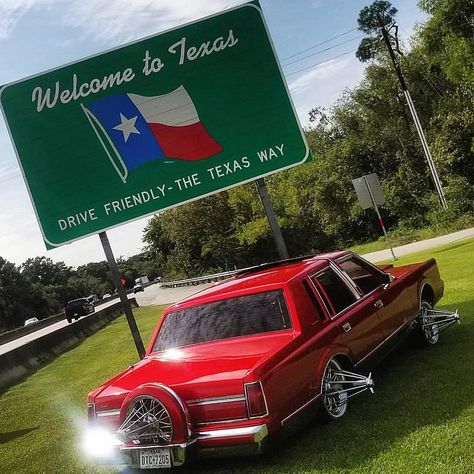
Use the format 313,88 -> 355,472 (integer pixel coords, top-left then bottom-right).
86,423 -> 269,467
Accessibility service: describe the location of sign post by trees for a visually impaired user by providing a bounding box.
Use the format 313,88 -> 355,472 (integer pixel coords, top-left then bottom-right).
352,173 -> 397,261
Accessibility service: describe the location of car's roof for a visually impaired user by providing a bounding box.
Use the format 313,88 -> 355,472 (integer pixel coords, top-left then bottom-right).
169,251 -> 347,310
68,298 -> 87,303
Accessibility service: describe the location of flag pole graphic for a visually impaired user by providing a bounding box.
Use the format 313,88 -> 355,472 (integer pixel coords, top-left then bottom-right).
81,103 -> 128,183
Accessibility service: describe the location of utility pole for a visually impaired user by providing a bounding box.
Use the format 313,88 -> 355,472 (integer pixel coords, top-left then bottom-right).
378,17 -> 448,210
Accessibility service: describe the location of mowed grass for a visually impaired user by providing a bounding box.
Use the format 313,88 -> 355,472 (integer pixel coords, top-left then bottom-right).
1,239 -> 474,474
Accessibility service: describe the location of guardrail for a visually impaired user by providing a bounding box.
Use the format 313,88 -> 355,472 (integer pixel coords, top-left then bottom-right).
0,299 -> 139,392
159,270 -> 239,288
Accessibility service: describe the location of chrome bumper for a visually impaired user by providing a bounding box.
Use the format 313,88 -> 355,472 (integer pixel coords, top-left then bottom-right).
85,424 -> 269,467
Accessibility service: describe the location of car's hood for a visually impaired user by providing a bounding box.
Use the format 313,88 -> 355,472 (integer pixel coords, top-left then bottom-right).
94,332 -> 293,407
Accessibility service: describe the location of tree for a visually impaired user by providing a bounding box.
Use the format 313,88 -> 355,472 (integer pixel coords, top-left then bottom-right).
0,257 -> 46,331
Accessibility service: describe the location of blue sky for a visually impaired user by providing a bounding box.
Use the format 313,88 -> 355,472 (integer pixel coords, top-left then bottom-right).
0,0 -> 427,267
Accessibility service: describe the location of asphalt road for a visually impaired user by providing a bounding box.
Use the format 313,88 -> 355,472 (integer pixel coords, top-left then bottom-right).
0,283 -> 212,356
2,226 -> 473,355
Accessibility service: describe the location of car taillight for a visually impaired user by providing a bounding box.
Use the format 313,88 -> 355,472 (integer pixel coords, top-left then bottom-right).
87,403 -> 96,422
245,381 -> 268,418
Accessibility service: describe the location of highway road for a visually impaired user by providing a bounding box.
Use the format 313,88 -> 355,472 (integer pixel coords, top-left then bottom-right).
3,226 -> 474,356
0,282 -> 213,356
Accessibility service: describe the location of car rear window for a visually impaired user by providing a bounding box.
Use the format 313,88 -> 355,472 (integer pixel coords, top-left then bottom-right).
153,290 -> 291,352
68,298 -> 87,306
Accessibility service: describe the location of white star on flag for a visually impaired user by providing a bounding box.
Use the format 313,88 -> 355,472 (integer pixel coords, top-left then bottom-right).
113,113 -> 140,142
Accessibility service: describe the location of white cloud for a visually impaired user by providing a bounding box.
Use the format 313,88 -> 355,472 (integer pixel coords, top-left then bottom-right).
0,0 -> 242,43
287,56 -> 366,126
289,56 -> 355,95
64,0 -> 242,43
0,0 -> 54,39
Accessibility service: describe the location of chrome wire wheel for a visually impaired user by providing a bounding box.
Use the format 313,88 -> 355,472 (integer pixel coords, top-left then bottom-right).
421,301 -> 440,345
322,358 -> 348,419
119,395 -> 173,444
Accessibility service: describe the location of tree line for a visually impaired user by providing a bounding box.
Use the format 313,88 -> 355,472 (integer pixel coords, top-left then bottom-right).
0,254 -> 160,332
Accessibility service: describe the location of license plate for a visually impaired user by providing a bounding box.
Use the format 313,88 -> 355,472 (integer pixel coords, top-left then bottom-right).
139,448 -> 172,469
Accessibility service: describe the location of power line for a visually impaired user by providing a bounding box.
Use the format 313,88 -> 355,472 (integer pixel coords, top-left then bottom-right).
281,27 -> 358,61
282,35 -> 363,67
285,49 -> 357,77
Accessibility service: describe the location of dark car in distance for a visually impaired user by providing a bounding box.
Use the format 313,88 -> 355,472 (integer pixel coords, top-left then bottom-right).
65,298 -> 95,323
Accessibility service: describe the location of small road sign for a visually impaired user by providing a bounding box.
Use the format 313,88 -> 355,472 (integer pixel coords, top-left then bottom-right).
352,173 -> 385,210
352,173 -> 397,261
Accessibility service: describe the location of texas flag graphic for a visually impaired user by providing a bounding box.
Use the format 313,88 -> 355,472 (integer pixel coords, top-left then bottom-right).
81,85 -> 223,182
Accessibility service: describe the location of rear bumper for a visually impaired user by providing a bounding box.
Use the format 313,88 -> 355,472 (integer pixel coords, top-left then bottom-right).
86,423 -> 269,467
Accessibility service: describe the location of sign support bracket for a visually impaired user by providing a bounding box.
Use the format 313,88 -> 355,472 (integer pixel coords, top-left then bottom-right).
255,178 -> 289,260
99,231 -> 146,359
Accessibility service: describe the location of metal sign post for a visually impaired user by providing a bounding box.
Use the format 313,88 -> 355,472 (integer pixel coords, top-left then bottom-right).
352,173 -> 397,261
255,178 -> 289,260
99,231 -> 145,359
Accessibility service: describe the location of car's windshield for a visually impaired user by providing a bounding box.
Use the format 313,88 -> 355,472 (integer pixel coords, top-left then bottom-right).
153,290 -> 291,352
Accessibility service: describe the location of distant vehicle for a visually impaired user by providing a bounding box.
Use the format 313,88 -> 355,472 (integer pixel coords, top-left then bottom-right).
154,276 -> 162,283
85,251 -> 460,469
102,293 -> 112,299
133,283 -> 144,293
24,317 -> 39,327
65,298 -> 95,323
135,276 -> 149,286
87,294 -> 99,303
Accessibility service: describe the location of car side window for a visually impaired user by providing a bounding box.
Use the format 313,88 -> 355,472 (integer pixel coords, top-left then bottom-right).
337,257 -> 383,295
311,268 -> 357,316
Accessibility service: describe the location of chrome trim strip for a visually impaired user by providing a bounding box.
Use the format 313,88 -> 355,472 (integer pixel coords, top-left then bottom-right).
154,383 -> 192,438
96,409 -> 121,418
355,319 -> 411,367
281,393 -> 322,426
198,424 -> 268,441
195,417 -> 248,427
187,395 -> 245,406
120,437 -> 198,451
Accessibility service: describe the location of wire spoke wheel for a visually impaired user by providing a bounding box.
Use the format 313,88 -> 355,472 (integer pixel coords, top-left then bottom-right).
421,301 -> 439,345
322,359 -> 348,419
119,395 -> 173,444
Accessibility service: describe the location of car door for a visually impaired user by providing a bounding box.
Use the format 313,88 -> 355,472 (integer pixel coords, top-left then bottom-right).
335,254 -> 408,340
309,264 -> 385,362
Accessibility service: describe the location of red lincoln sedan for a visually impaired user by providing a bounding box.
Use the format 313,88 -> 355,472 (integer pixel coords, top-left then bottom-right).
84,251 -> 459,469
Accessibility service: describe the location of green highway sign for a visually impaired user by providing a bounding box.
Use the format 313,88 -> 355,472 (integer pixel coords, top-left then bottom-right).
0,1 -> 309,247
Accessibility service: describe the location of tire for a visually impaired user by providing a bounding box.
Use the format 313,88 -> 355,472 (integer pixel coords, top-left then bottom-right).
413,300 -> 440,346
321,358 -> 348,420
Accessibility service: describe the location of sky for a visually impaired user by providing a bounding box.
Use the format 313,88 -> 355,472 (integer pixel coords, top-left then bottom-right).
0,0 -> 427,268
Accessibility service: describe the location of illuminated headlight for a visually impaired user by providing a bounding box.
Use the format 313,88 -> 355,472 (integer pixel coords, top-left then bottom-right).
81,427 -> 123,459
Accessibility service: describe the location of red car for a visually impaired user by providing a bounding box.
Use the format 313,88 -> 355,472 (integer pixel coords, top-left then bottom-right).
84,252 -> 459,469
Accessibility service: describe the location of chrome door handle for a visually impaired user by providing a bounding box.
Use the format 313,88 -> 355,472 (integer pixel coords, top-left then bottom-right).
342,322 -> 352,333
374,299 -> 384,309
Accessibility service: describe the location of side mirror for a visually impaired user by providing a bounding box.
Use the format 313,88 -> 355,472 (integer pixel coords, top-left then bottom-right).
381,272 -> 395,289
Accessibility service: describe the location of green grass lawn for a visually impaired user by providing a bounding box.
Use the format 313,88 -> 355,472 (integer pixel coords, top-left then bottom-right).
1,239 -> 473,473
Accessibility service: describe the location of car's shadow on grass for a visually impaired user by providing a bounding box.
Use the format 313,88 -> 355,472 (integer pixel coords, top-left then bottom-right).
0,427 -> 38,444
176,301 -> 473,473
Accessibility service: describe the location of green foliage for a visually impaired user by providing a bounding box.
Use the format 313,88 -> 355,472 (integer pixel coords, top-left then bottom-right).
357,1 -> 398,34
